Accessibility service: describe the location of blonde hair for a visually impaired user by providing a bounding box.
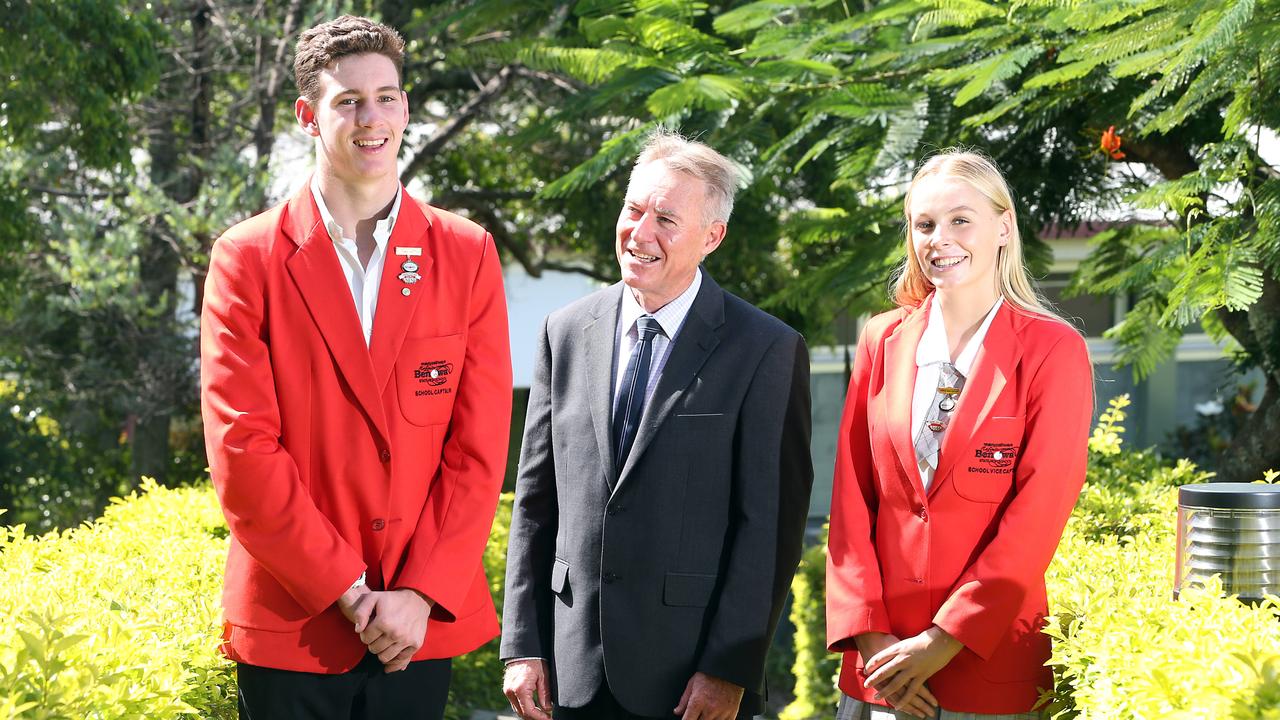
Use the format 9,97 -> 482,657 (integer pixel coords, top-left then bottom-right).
892,149 -> 1069,326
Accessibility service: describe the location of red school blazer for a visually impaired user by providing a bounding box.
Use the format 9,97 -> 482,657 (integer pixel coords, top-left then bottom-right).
200,181 -> 512,673
825,298 -> 1091,714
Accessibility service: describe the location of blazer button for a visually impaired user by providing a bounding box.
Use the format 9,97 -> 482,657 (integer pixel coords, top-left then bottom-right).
602,572 -> 618,584
917,507 -> 928,521
607,504 -> 623,516
379,449 -> 391,463
371,518 -> 386,531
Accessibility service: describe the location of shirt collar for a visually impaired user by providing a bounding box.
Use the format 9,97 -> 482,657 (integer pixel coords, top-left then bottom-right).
310,176 -> 403,250
620,267 -> 703,340
916,293 -> 1004,376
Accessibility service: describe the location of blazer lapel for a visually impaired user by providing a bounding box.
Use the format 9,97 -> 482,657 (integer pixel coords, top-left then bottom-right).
931,304 -> 1022,494
584,286 -> 624,486
369,192 -> 434,396
614,273 -> 724,495
881,302 -> 929,501
283,184 -> 389,445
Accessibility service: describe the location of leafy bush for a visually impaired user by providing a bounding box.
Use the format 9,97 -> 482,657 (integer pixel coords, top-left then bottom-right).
781,395 -> 1280,719
0,479 -> 233,718
779,530 -> 839,720
445,493 -> 511,719
1042,397 -> 1280,718
0,482 -> 516,719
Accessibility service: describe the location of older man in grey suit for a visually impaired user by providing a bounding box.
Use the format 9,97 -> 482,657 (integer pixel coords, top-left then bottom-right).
500,130 -> 813,720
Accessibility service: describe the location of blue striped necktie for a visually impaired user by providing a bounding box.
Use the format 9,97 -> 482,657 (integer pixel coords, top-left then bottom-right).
613,315 -> 663,473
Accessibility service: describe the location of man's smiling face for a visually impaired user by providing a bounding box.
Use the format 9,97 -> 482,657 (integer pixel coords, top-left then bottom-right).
297,52 -> 408,190
615,160 -> 725,311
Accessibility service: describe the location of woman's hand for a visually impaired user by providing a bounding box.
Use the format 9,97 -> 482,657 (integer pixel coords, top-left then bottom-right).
854,633 -> 936,718
863,626 -> 962,718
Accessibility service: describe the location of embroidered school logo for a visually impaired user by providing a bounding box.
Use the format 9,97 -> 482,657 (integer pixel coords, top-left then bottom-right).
415,360 -> 453,387
967,442 -> 1018,474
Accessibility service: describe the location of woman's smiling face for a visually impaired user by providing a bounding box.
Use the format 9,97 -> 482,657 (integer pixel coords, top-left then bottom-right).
907,174 -> 1011,298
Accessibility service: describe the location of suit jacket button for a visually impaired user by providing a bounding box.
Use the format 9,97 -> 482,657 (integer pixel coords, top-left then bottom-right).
607,504 -> 622,516
379,449 -> 391,463
371,519 -> 386,531
917,508 -> 928,521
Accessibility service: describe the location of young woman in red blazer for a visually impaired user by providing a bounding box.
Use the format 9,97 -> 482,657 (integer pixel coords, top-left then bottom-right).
826,150 -> 1092,719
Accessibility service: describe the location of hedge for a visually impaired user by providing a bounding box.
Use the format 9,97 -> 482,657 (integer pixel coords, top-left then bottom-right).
0,479 -> 234,718
0,483 -> 511,719
5,396 -> 1279,718
780,396 -> 1280,719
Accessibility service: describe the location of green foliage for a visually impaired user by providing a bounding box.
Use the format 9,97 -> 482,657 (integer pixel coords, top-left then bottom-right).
782,395 -> 1280,718
1043,399 -> 1280,716
779,529 -> 839,720
0,1 -> 162,169
0,484 -> 516,718
0,379 -> 131,531
0,480 -> 234,718
445,494 -> 513,719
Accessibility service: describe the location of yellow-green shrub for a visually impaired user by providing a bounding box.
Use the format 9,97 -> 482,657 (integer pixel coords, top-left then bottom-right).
1042,398 -> 1280,718
0,479 -> 234,718
782,396 -> 1280,719
0,483 -> 516,719
779,528 -> 838,720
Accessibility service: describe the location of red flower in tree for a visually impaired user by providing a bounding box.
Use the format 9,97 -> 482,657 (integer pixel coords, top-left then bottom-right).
1100,125 -> 1125,160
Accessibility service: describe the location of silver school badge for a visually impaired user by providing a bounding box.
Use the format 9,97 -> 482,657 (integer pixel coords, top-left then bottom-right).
394,247 -> 423,290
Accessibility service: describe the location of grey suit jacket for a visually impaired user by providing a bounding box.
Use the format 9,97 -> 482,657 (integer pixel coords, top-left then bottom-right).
500,272 -> 813,716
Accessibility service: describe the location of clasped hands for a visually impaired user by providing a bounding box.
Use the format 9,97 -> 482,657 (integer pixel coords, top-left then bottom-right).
503,662 -> 743,720
857,626 -> 963,719
337,583 -> 432,673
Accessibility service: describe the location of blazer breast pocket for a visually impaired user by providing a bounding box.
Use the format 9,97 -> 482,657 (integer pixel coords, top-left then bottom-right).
663,571 -> 717,608
396,334 -> 466,427
953,416 -> 1025,503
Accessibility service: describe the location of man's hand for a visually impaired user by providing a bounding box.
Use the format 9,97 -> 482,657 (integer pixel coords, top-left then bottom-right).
503,659 -> 553,720
673,671 -> 744,720
863,626 -> 960,719
337,583 -> 373,625
356,589 -> 433,673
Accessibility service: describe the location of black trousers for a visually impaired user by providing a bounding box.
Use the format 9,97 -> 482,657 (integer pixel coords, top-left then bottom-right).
237,653 -> 451,720
552,681 -> 755,720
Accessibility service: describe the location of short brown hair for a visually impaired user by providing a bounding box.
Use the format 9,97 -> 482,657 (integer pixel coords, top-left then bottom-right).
294,15 -> 405,101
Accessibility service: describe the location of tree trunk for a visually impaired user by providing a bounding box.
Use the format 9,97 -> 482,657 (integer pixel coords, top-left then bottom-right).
1216,271 -> 1280,482
131,0 -> 212,485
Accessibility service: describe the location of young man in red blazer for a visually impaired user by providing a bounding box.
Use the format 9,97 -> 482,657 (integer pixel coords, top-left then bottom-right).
200,15 -> 511,719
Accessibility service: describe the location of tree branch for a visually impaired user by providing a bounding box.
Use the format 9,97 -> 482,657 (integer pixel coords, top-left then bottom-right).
399,65 -> 517,185
447,200 -> 614,283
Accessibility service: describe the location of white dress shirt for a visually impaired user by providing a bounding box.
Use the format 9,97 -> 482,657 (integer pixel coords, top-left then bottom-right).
910,294 -> 1004,491
311,177 -> 403,346
612,268 -> 703,414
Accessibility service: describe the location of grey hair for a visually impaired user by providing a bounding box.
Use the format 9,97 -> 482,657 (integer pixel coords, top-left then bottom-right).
633,128 -> 743,226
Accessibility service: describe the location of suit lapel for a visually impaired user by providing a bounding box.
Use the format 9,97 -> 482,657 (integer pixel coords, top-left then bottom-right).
283,185 -> 389,445
881,302 -> 929,501
614,274 -> 724,495
369,192 -> 434,397
584,286 -> 623,486
931,304 -> 1022,494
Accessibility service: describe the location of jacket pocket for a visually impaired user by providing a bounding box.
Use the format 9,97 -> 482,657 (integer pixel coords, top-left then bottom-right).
953,416 -> 1025,503
663,572 -> 717,608
396,334 -> 466,426
550,558 -> 570,595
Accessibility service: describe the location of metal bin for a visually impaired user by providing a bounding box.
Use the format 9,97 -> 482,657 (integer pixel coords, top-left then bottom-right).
1176,482 -> 1280,602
